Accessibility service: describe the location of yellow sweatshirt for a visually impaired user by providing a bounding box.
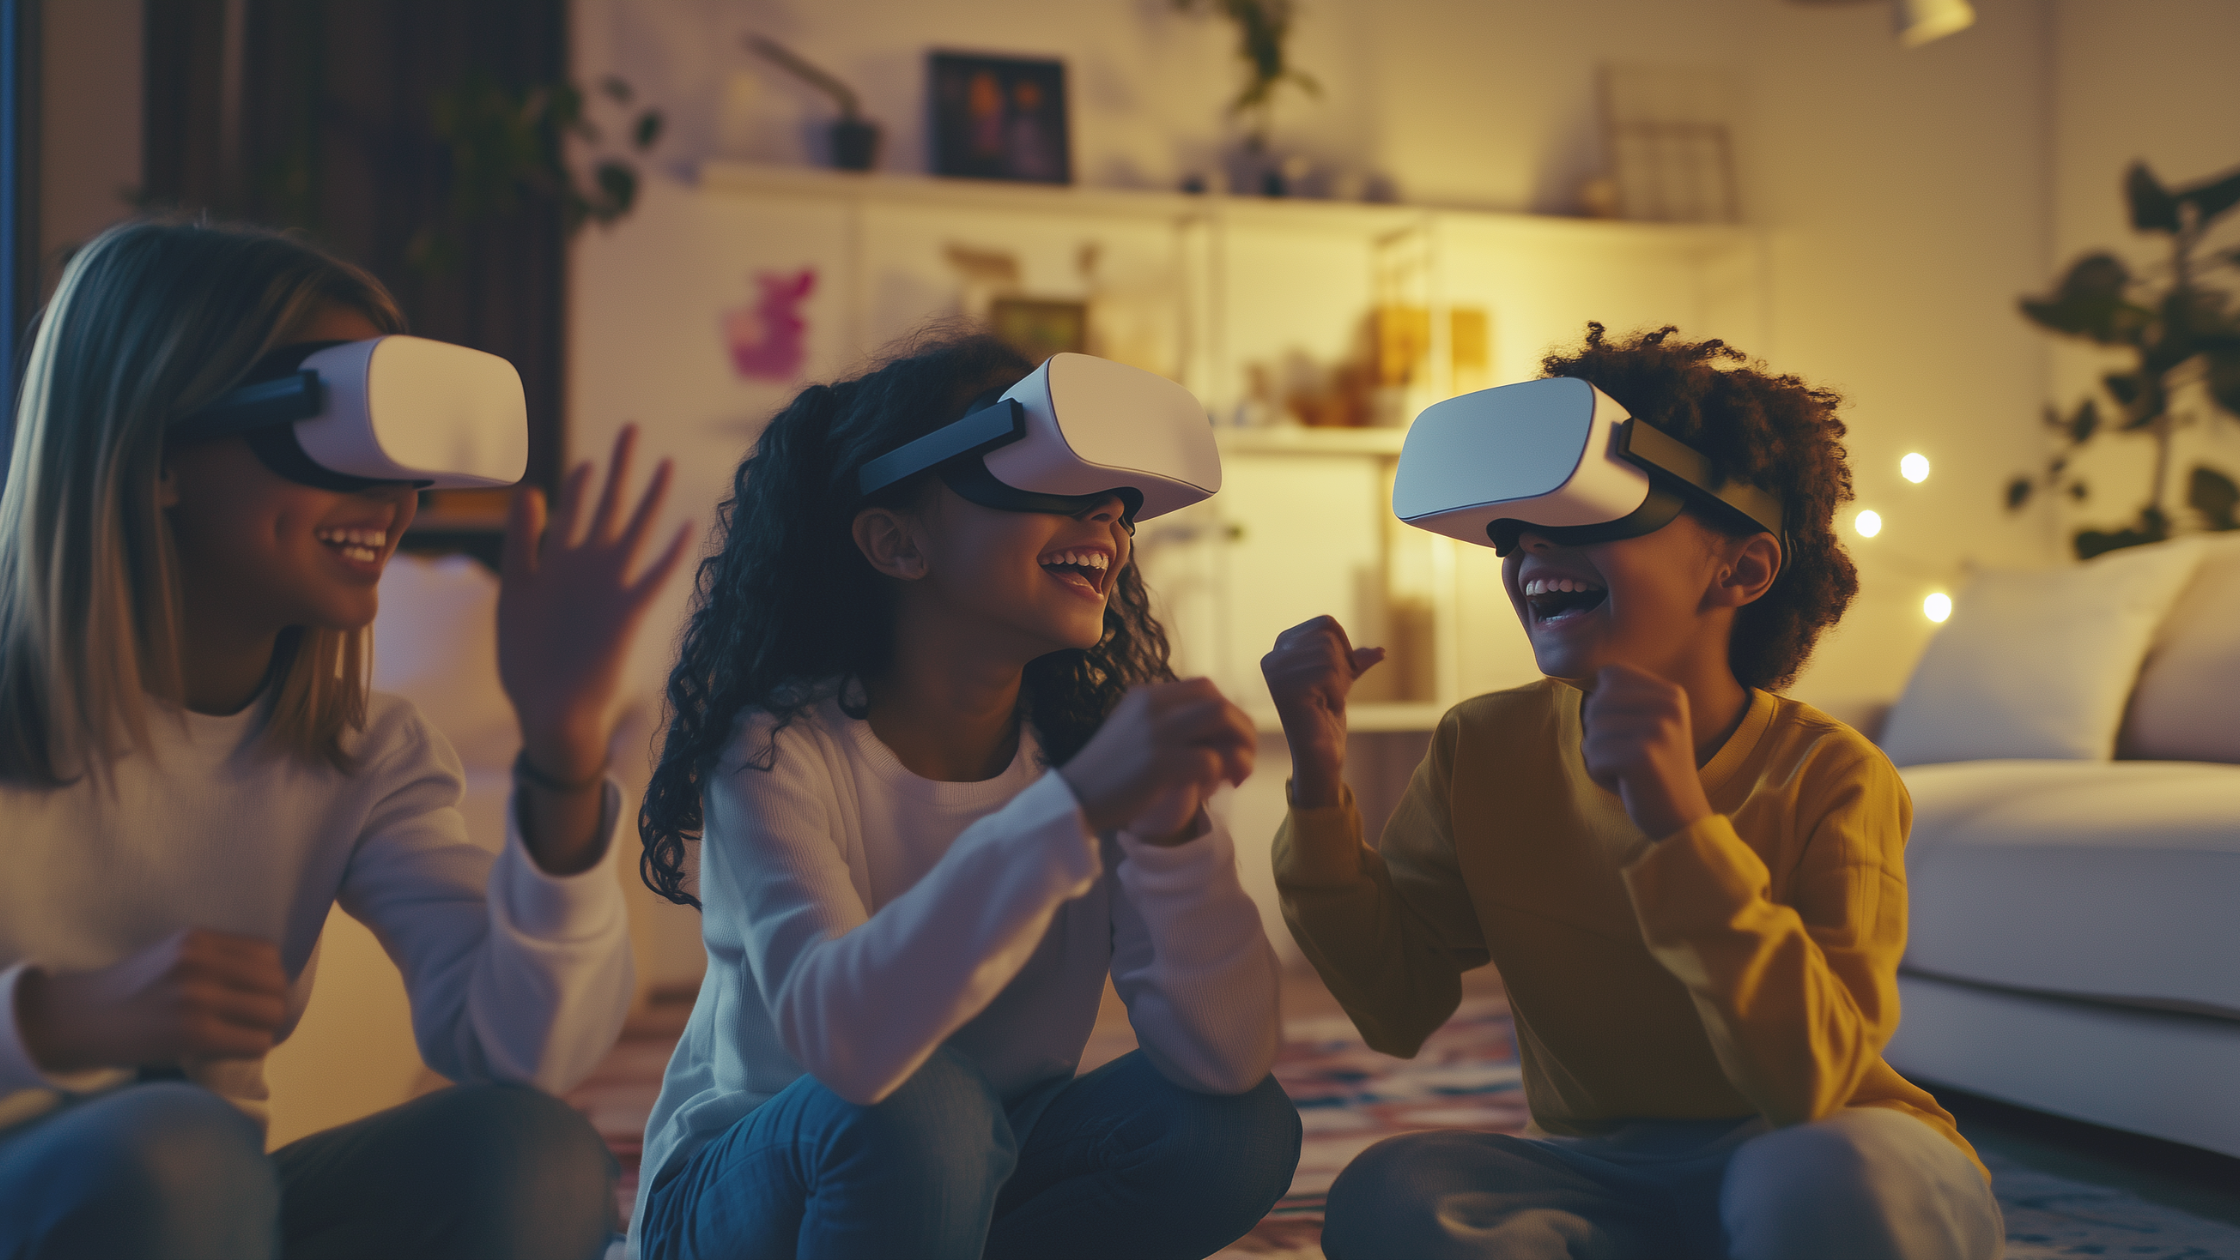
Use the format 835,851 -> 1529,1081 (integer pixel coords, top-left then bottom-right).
1275,679 -> 1982,1178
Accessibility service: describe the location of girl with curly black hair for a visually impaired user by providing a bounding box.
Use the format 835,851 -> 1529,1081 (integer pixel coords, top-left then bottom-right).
1266,325 -> 2002,1260
629,332 -> 1300,1260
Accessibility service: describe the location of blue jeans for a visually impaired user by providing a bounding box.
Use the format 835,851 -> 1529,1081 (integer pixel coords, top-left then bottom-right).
641,1048 -> 1304,1260
1320,1109 -> 2002,1260
0,1082 -> 615,1260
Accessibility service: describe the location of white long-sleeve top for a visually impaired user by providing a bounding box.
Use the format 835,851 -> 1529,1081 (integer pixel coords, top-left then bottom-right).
630,694 -> 1282,1246
0,692 -> 634,1133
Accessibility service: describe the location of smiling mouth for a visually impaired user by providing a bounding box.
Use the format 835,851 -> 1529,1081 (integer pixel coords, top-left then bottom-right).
314,526 -> 388,565
1523,575 -> 1607,624
1039,548 -> 1111,597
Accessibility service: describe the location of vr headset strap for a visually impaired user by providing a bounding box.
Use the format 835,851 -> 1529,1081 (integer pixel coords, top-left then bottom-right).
857,399 -> 1026,498
168,372 -> 323,443
1619,420 -> 1786,539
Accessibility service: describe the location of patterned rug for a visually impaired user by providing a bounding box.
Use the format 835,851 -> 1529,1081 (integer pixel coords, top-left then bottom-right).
571,998 -> 2240,1259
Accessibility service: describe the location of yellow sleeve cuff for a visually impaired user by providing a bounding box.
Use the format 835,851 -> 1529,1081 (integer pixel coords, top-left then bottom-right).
1621,813 -> 1773,942
1273,783 -> 1369,888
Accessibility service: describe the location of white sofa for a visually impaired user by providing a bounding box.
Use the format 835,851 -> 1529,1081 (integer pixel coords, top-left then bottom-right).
1855,534 -> 2240,1159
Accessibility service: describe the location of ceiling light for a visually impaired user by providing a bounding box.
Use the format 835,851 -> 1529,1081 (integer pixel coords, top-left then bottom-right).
1924,591 -> 1953,623
1900,452 -> 1930,483
1854,509 -> 1883,538
1787,0 -> 1975,48
1895,0 -> 1975,47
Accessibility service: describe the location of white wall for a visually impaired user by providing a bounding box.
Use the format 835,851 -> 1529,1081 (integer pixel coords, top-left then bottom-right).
2044,0 -> 2240,548
574,0 -> 2067,702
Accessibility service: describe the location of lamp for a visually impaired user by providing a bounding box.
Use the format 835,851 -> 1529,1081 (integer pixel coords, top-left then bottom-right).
1787,0 -> 1976,48
1894,0 -> 1975,47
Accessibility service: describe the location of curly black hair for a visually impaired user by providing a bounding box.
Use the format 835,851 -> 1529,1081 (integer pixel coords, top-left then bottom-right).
637,330 -> 1177,907
1539,323 -> 1859,692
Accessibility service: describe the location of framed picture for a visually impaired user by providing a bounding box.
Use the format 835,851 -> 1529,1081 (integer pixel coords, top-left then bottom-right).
987,297 -> 1087,364
929,52 -> 1071,185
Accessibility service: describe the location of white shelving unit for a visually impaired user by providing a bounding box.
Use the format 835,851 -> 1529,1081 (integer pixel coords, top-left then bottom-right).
572,163 -> 1768,729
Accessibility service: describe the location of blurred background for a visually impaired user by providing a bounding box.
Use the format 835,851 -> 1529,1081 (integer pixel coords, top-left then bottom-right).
5,1 -> 2237,1191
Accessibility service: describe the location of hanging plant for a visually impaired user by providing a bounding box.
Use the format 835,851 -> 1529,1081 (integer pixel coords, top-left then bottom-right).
410,73 -> 664,275
1172,0 -> 1320,149
2008,159 -> 2240,558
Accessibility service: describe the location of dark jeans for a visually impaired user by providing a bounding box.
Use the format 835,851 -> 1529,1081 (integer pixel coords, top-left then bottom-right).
640,1048 -> 1303,1260
0,1081 -> 615,1260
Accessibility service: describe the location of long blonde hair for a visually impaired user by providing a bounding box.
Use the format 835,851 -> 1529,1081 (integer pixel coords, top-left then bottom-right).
0,219 -> 405,785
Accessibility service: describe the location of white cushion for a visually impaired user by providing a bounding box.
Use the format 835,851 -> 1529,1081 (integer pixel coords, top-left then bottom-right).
1879,540 -> 2203,766
370,553 -> 517,768
1900,759 -> 2240,1017
2122,532 -> 2240,763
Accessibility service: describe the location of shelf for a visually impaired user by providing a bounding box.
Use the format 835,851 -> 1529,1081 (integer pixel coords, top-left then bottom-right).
1247,702 -> 1447,735
695,160 -> 1758,251
1216,426 -> 1409,456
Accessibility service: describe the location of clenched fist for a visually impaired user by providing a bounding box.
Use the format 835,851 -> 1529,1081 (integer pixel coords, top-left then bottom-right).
15,928 -> 290,1074
1261,616 -> 1384,808
1060,678 -> 1256,844
1580,663 -> 1714,840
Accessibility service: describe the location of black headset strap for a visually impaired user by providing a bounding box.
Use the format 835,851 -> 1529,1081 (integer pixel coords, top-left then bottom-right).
169,340 -> 418,492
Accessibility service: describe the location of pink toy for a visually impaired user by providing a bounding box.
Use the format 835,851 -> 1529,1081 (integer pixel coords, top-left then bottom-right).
723,269 -> 816,382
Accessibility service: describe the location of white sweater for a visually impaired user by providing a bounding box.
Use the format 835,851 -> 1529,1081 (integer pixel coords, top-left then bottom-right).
630,694 -> 1282,1244
0,692 -> 634,1132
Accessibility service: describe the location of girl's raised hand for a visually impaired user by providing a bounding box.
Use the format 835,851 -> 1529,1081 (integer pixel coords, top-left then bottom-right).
1059,678 -> 1256,841
499,425 -> 692,768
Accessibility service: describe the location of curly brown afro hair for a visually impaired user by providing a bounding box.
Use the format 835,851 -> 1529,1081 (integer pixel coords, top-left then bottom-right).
1539,323 -> 1859,692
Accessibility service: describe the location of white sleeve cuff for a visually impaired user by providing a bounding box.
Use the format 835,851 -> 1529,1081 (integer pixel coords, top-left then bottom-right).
0,963 -> 132,1096
1116,820 -> 1237,893
497,779 -> 629,939
1014,770 -> 1103,891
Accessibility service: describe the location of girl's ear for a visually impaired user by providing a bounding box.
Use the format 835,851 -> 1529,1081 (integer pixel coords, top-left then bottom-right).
157,459 -> 182,509
1712,533 -> 1782,609
852,505 -> 930,581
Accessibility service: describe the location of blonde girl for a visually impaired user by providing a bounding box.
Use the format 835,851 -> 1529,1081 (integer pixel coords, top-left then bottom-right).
0,219 -> 685,1260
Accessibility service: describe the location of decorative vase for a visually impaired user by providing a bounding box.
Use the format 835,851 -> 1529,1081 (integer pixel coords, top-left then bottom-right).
830,118 -> 880,172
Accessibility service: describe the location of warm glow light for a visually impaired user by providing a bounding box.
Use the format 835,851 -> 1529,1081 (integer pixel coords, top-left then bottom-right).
1924,592 -> 1953,623
1853,509 -> 1883,538
1901,453 -> 1931,484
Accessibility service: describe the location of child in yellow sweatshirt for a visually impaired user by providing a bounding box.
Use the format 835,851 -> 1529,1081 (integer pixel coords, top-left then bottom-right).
1263,325 -> 2002,1260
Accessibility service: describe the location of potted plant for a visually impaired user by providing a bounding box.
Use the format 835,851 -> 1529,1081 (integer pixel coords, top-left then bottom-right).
2007,160 -> 2240,558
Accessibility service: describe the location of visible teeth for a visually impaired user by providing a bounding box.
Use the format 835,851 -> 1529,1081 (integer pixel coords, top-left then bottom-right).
1041,550 -> 1108,571
317,526 -> 387,557
1524,577 -> 1603,596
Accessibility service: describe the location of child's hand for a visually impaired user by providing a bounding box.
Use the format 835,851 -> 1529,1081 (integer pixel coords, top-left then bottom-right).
1060,679 -> 1255,839
1261,616 -> 1384,808
1580,663 -> 1715,840
499,425 -> 693,872
15,929 -> 289,1073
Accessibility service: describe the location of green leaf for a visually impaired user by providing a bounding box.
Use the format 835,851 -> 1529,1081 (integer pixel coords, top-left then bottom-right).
634,110 -> 663,151
592,162 -> 637,222
2177,164 -> 2240,227
2019,253 -> 2152,345
2005,476 -> 2034,511
2070,397 -> 2101,442
2126,161 -> 2182,233
2189,464 -> 2240,531
2208,347 -> 2240,418
2073,505 -> 2170,560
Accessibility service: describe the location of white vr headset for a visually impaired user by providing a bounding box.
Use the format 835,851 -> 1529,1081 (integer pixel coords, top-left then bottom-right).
1393,376 -> 1786,559
170,335 -> 529,491
857,352 -> 1220,527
